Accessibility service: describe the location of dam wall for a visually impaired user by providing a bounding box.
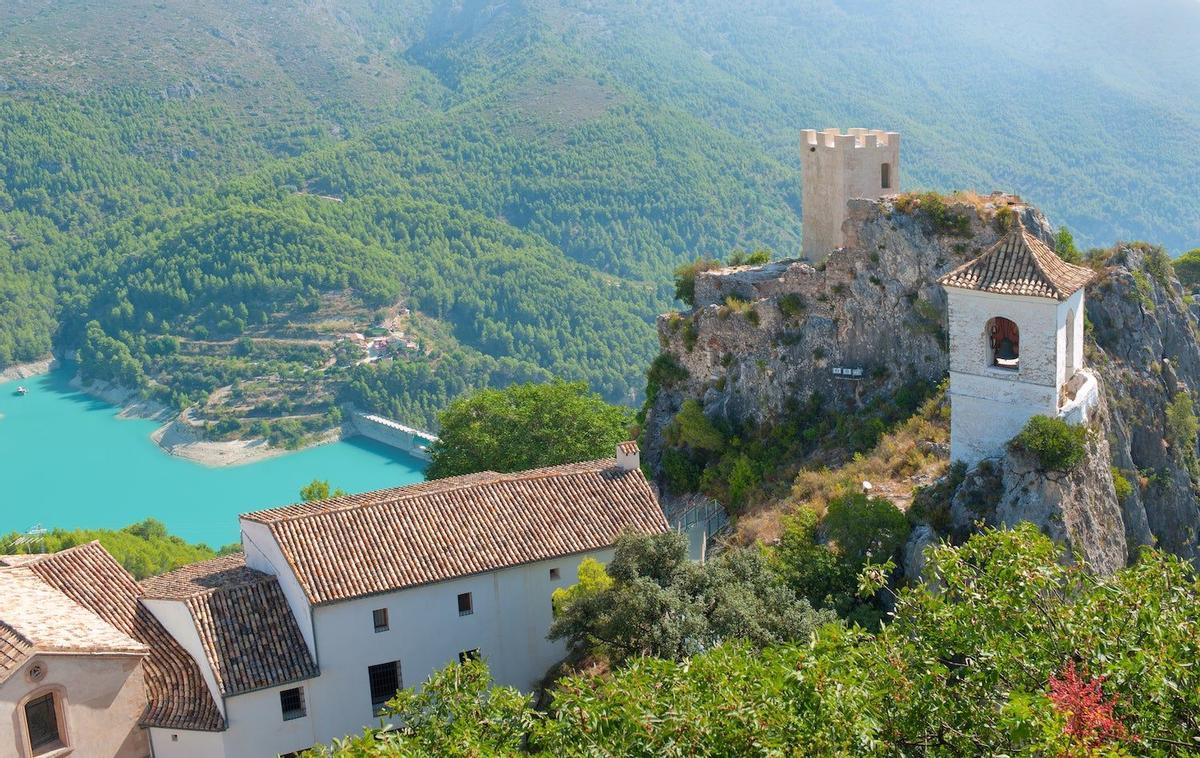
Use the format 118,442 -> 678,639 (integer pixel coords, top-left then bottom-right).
349,410 -> 437,461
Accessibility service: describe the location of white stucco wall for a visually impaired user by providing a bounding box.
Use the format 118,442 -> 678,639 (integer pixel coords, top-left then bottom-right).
305,549 -> 613,743
946,286 -> 1088,465
1,653 -> 148,758
140,598 -> 225,720
148,676 -> 319,758
801,128 -> 900,260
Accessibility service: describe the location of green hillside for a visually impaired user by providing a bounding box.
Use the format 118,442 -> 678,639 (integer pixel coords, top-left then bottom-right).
1,0 -> 1197,430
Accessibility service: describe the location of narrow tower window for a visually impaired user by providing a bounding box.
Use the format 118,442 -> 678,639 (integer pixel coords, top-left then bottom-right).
881,162 -> 892,189
987,317 -> 1020,370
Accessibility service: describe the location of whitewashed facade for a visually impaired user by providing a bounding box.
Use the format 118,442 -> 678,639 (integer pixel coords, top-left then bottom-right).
941,223 -> 1097,466
2,444 -> 665,758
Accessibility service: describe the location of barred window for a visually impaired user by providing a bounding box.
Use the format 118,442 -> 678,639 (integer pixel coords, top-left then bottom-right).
279,687 -> 306,721
458,649 -> 481,663
373,607 -> 389,633
25,693 -> 62,753
457,592 -> 473,616
368,661 -> 402,714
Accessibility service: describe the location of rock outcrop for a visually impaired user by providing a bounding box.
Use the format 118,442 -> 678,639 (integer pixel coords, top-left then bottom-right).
645,195 -> 1200,571
644,195 -> 1048,472
949,392 -> 1127,574
1087,245 -> 1200,561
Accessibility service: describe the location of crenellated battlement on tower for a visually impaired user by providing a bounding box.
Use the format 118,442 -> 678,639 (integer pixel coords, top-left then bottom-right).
801,128 -> 900,150
801,127 -> 901,260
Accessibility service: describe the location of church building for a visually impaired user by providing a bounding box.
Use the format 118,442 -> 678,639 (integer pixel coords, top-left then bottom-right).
939,219 -> 1099,466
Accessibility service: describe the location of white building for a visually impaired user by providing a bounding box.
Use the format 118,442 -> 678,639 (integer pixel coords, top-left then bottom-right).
939,220 -> 1099,466
801,128 -> 900,260
0,443 -> 667,757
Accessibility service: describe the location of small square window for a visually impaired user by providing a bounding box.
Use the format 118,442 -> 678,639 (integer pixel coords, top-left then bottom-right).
368,661 -> 402,715
373,607 -> 389,633
458,649 -> 481,663
457,592 -> 473,616
279,687 -> 306,721
549,567 -> 560,580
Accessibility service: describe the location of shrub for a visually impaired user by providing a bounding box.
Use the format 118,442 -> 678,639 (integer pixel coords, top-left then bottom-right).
995,205 -> 1016,233
644,353 -> 688,407
668,400 -> 725,452
824,493 -> 911,567
778,293 -> 806,319
661,447 -> 702,493
1111,467 -> 1133,501
1054,226 -> 1081,263
673,258 -> 720,306
723,296 -> 758,325
682,319 -> 699,352
1165,391 -> 1198,460
1172,248 -> 1200,291
728,249 -> 771,266
1143,245 -> 1173,289
895,192 -> 971,236
1009,416 -> 1087,471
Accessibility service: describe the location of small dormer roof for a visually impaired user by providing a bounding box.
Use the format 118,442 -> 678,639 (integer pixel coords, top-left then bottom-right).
939,221 -> 1095,301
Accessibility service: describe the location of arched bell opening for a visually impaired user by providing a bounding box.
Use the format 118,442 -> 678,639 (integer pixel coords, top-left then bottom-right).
987,317 -> 1019,370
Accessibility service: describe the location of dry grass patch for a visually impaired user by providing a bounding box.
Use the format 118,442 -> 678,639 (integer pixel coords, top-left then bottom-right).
736,389 -> 950,544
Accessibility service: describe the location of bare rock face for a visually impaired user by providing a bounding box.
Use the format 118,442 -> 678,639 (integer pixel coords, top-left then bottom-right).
645,197 -> 1200,572
992,394 -> 1127,574
1086,245 -> 1200,561
644,195 -> 1042,473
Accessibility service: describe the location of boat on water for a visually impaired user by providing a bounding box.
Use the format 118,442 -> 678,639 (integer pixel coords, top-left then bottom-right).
15,386 -> 27,396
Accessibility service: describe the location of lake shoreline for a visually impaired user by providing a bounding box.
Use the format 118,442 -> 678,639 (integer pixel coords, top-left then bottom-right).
0,356 -> 58,383
0,368 -> 427,546
8,361 -> 423,468
65,375 -> 345,468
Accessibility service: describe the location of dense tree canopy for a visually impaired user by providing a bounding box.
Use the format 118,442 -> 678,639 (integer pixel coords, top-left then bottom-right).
310,525 -> 1200,756
425,381 -> 634,479
0,519 -> 237,579
549,530 -> 834,663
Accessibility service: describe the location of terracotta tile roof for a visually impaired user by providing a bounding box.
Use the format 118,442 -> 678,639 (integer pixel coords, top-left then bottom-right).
242,459 -> 668,606
142,555 -> 318,697
141,553 -> 263,599
938,222 -> 1095,300
0,568 -> 147,683
618,441 -> 640,456
20,543 -> 225,731
0,621 -> 34,680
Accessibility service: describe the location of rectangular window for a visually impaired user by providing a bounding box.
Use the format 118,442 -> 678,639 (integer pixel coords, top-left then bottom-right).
25,693 -> 61,753
458,649 -> 481,663
457,591 -> 473,616
279,687 -> 306,721
368,661 -> 402,714
549,567 -> 560,580
373,607 -> 389,633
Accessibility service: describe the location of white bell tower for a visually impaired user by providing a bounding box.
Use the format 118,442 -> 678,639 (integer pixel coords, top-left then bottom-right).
939,219 -> 1097,466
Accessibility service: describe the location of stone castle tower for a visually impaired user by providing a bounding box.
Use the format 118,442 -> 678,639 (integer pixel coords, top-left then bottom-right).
800,128 -> 900,260
938,219 -> 1099,466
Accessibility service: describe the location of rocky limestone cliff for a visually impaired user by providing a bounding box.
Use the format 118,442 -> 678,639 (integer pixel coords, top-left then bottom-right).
948,390 -> 1127,574
1087,245 -> 1200,561
646,195 -> 1200,570
643,194 -> 1050,472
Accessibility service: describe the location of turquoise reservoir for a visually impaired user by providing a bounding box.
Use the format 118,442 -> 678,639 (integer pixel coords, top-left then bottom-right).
0,368 -> 426,547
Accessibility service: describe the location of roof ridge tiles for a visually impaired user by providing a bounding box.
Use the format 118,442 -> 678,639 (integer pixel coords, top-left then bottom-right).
938,222 -> 1095,301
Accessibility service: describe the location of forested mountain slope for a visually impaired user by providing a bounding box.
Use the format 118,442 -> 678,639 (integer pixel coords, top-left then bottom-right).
1,0 -> 1196,433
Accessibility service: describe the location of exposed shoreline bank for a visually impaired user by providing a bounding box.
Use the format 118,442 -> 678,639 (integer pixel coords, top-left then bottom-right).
0,356 -> 58,383
7,360 -> 428,468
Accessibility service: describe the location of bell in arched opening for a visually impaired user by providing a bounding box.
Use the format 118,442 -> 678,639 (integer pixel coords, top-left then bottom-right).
988,316 -> 1020,369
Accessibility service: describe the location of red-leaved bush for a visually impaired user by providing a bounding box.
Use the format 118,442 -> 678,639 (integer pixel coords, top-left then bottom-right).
1047,661 -> 1133,749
